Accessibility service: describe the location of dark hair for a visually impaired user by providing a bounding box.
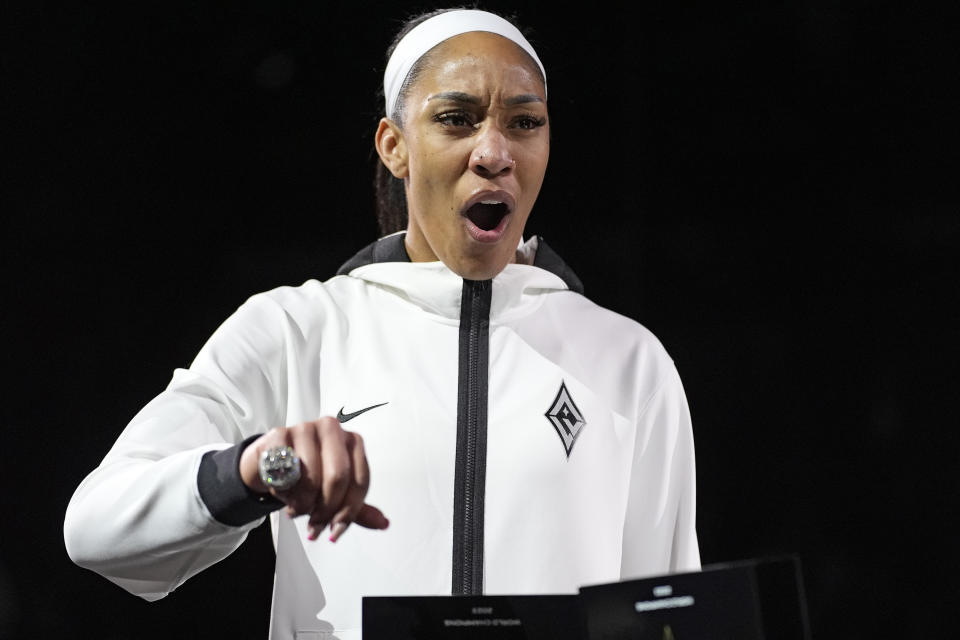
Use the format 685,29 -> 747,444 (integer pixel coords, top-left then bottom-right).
373,7 -> 541,236
374,8 -> 460,236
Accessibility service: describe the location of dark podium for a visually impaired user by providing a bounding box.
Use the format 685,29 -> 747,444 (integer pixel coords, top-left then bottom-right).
363,556 -> 810,639
579,556 -> 810,639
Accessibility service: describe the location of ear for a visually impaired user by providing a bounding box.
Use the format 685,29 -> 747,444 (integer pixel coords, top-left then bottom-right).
374,117 -> 408,179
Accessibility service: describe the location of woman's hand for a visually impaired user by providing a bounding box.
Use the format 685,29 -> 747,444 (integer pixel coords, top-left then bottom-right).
239,418 -> 389,541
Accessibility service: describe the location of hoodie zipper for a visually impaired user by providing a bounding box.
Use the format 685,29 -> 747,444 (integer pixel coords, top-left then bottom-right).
452,279 -> 491,595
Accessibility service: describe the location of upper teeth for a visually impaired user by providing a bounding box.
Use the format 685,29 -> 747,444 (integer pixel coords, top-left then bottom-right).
480,200 -> 503,205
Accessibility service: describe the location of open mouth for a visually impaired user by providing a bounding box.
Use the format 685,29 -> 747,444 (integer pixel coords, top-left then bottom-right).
464,201 -> 510,231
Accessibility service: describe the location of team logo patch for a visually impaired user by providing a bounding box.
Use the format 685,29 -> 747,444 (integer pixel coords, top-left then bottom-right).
545,381 -> 587,457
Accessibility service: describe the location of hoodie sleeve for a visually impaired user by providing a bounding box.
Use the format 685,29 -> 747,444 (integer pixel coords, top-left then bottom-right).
620,365 -> 701,578
63,293 -> 291,601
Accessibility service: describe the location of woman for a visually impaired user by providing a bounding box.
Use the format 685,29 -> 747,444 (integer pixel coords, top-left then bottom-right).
64,8 -> 699,639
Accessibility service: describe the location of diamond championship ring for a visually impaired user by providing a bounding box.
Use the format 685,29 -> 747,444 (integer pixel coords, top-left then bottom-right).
258,446 -> 301,491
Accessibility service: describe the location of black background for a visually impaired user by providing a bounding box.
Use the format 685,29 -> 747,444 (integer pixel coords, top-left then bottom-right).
3,1 -> 958,638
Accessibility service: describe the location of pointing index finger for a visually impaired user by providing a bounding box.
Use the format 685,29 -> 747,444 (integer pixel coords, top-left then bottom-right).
328,432 -> 372,543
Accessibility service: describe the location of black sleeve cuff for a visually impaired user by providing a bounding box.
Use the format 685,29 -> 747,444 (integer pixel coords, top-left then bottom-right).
197,434 -> 283,526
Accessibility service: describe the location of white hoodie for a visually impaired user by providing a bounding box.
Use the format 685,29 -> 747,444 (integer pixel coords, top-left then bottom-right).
64,235 -> 699,640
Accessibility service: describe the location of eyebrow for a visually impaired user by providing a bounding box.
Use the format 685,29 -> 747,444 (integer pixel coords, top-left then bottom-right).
505,93 -> 545,106
428,91 -> 480,104
427,91 -> 545,106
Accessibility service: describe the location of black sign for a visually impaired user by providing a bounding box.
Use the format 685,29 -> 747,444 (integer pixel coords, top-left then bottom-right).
579,556 -> 810,640
363,594 -> 584,639
363,556 -> 809,639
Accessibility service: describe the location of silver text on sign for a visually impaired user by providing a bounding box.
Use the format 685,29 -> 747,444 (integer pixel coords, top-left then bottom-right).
634,596 -> 695,612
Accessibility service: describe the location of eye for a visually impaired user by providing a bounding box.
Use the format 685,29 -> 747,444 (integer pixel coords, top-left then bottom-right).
512,115 -> 547,130
434,111 -> 476,128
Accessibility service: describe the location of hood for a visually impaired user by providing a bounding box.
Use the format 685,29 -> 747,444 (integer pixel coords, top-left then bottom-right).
337,233 -> 584,322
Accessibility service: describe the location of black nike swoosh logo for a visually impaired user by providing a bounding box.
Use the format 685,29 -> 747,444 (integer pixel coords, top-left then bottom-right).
337,402 -> 389,423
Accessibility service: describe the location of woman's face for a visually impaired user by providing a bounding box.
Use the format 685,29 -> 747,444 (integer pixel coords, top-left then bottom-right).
390,31 -> 549,280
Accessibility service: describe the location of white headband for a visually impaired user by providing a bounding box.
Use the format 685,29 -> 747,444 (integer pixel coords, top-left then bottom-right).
383,9 -> 547,118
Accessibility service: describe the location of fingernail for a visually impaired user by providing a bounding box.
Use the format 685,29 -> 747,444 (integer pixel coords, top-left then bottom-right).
329,521 -> 348,543
308,520 -> 328,540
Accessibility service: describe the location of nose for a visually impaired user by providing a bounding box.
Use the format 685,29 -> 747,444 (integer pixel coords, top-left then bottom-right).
469,126 -> 515,178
